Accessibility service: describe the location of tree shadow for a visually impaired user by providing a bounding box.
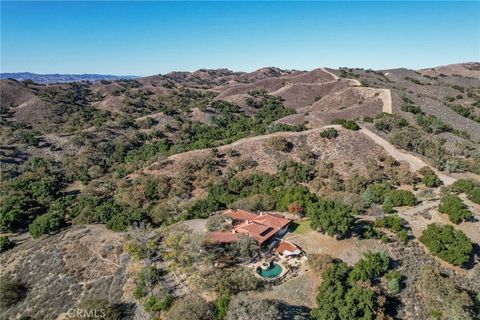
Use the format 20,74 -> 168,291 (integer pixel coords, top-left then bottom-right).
113,302 -> 136,320
278,302 -> 311,320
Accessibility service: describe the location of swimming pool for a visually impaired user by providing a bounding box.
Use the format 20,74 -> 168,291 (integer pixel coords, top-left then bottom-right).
257,262 -> 283,278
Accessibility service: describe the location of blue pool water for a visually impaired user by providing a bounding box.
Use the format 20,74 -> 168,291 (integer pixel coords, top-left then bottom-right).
257,263 -> 283,278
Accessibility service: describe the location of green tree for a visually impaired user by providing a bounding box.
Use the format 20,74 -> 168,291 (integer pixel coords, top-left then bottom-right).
383,190 -> 416,207
439,194 -> 473,224
349,252 -> 389,283
308,200 -> 355,238
362,183 -> 392,206
28,211 -> 64,238
419,224 -> 473,266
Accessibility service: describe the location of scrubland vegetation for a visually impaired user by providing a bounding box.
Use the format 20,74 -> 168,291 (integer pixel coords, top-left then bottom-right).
1,65 -> 479,320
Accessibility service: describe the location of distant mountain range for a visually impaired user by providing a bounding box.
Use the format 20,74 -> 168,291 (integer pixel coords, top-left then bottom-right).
0,72 -> 138,84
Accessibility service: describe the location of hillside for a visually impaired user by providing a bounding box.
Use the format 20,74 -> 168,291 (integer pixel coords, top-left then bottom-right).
0,72 -> 138,84
1,64 -> 480,320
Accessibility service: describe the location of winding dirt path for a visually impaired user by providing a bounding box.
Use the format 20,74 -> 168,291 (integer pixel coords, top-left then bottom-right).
360,127 -> 456,185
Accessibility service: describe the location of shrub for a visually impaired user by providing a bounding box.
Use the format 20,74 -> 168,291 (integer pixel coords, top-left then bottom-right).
0,277 -> 27,307
375,215 -> 402,232
418,167 -> 442,188
467,187 -> 480,204
439,194 -> 473,224
227,295 -> 281,320
331,119 -> 360,130
143,292 -> 174,312
214,293 -> 230,320
267,136 -> 292,152
320,128 -> 338,139
363,183 -> 392,205
342,120 -> 360,130
166,295 -> 215,320
28,212 -> 64,238
450,179 -> 478,194
417,265 -> 476,320
388,277 -> 401,295
383,189 -> 416,207
0,236 -> 15,252
419,224 -> 473,266
349,252 -> 389,283
287,202 -> 304,215
206,215 -> 230,232
401,104 -> 423,114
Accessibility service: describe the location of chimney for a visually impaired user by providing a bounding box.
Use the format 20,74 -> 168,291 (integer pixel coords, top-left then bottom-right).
246,220 -> 250,224
232,229 -> 236,233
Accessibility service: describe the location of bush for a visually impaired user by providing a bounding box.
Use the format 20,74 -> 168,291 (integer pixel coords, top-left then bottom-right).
28,211 -> 64,238
206,215 -> 230,232
267,136 -> 292,152
331,119 -> 360,130
467,187 -> 480,204
388,277 -> 401,295
418,167 -> 442,188
320,128 -> 338,139
417,265 -> 476,320
363,183 -> 392,205
419,224 -> 473,266
0,277 -> 27,307
214,293 -> 230,320
166,295 -> 215,320
227,295 -> 281,320
349,252 -> 389,283
143,292 -> 174,312
375,215 -> 402,232
0,236 -> 15,252
401,104 -> 423,114
439,194 -> 473,224
383,189 -> 416,207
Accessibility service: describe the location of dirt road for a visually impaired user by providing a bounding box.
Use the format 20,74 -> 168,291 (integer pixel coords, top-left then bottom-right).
360,127 -> 457,185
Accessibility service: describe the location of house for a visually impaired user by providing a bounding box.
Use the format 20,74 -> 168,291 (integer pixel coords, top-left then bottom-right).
208,209 -> 292,246
276,240 -> 303,257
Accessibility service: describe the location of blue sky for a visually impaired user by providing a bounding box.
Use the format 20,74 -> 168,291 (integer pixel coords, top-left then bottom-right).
1,1 -> 479,76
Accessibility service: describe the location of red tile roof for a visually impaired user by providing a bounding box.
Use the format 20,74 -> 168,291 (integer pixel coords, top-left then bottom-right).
235,221 -> 278,245
208,232 -> 238,243
223,209 -> 258,221
276,240 -> 302,256
253,213 -> 291,229
209,210 -> 292,245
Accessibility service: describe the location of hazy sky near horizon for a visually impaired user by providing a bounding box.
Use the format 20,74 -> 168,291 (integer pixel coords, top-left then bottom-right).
1,1 -> 479,76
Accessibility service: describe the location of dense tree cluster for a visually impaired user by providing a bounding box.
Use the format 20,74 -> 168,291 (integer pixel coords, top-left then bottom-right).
311,252 -> 391,320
